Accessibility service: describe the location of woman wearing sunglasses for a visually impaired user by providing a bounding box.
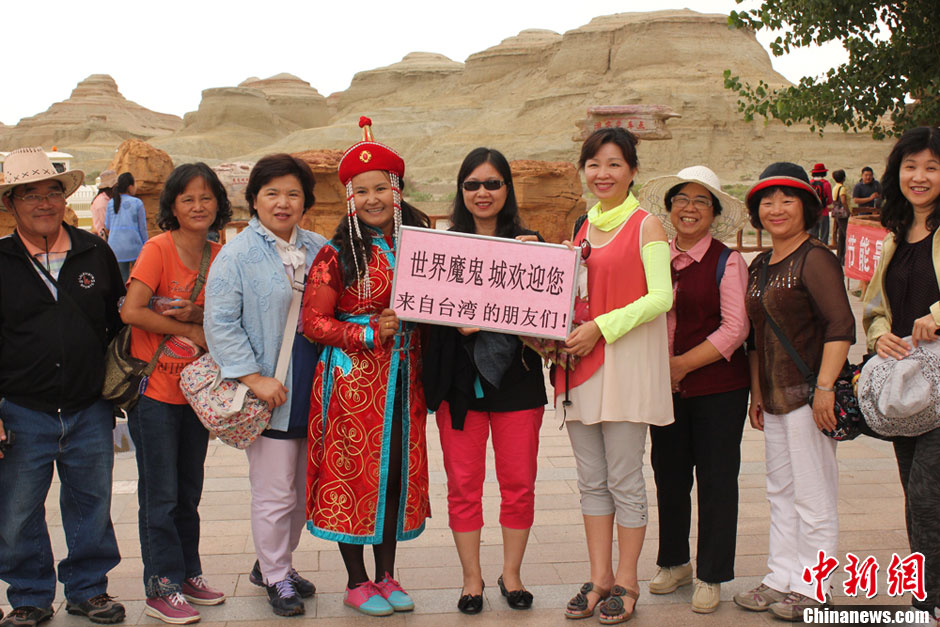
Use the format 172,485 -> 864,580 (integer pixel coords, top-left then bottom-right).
423,147 -> 546,614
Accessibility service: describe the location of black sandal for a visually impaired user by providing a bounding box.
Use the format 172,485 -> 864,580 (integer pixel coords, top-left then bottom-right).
498,575 -> 533,610
457,582 -> 484,615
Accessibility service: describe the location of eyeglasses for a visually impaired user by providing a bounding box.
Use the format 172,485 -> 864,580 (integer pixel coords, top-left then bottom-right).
672,194 -> 712,210
13,191 -> 66,206
462,180 -> 505,192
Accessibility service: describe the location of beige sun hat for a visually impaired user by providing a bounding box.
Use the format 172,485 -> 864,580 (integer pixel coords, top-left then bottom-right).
0,146 -> 84,200
638,165 -> 746,243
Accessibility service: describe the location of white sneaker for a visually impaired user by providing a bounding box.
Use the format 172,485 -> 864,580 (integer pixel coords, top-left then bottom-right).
691,580 -> 720,613
648,562 -> 693,594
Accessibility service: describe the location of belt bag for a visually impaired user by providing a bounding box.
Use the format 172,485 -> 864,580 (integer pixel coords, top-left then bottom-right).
102,243 -> 211,412
180,264 -> 304,449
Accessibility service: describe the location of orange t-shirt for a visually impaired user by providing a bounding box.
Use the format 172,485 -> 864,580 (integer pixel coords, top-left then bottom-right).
129,232 -> 221,404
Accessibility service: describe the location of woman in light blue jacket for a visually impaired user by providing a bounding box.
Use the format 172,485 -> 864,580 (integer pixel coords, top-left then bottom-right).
106,172 -> 149,281
203,153 -> 326,618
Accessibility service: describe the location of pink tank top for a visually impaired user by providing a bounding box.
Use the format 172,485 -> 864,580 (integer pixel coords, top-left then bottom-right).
556,208 -> 650,390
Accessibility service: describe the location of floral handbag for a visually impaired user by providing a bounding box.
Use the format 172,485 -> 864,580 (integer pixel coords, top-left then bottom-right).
181,265 -> 304,449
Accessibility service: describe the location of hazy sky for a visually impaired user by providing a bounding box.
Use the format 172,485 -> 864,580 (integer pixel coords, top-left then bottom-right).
2,0 -> 847,126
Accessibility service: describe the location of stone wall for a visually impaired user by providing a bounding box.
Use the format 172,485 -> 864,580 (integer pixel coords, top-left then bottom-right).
107,139 -> 174,236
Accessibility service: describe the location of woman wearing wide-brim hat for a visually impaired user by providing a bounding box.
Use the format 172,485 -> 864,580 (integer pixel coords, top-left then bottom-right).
637,166 -> 750,614
734,162 -> 855,620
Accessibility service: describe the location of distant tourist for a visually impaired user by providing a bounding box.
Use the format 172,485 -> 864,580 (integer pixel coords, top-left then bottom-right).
638,166 -> 750,614
120,163 -> 231,624
422,147 -> 545,615
562,127 -> 673,624
831,169 -> 850,263
853,166 -> 882,212
809,163 -> 833,244
0,147 -> 126,626
734,162 -> 854,620
303,118 -> 431,617
91,169 -> 117,238
863,126 -> 940,621
204,153 -> 325,618
105,172 -> 149,281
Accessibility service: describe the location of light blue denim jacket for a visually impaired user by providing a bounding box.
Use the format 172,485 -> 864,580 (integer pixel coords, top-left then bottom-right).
204,217 -> 326,431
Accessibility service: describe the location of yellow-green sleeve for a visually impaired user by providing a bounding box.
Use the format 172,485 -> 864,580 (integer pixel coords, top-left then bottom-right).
594,240 -> 673,343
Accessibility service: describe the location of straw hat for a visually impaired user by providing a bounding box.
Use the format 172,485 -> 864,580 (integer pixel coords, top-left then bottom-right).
0,147 -> 84,199
857,339 -> 940,437
638,165 -> 747,242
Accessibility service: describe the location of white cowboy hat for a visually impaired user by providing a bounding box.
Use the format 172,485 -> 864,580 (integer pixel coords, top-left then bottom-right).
0,146 -> 84,201
638,165 -> 747,243
857,339 -> 940,438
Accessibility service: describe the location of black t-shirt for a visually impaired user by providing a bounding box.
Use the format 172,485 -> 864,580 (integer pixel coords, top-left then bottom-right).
886,230 -> 940,338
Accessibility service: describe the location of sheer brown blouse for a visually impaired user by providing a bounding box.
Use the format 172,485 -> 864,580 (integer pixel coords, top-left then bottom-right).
746,238 -> 856,415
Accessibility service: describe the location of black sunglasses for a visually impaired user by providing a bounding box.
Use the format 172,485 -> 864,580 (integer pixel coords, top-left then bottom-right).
462,180 -> 505,191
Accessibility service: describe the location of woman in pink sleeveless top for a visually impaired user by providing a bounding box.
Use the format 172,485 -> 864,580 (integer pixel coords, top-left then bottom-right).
561,128 -> 674,624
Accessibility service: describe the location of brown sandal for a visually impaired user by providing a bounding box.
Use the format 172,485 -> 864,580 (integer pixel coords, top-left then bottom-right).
598,585 -> 640,624
565,582 -> 610,619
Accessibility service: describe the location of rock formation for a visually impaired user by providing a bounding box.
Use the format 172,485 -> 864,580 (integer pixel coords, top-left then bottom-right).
511,161 -> 585,245
239,74 -> 331,129
10,10 -> 893,209
107,139 -> 174,235
0,75 -> 181,150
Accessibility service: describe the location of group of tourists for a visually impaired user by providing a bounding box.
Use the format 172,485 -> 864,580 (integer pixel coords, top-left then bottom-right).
0,121 -> 937,627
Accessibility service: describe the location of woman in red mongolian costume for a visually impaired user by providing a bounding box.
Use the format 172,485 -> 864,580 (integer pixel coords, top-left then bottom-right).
302,117 -> 431,617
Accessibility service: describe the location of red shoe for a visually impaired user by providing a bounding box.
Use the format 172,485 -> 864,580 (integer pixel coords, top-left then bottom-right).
182,575 -> 226,606
145,593 -> 200,625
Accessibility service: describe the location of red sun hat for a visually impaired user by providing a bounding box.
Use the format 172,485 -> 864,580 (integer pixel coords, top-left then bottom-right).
338,117 -> 405,185
811,162 -> 828,175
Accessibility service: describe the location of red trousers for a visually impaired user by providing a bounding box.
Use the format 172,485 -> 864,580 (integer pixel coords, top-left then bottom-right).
436,402 -> 544,532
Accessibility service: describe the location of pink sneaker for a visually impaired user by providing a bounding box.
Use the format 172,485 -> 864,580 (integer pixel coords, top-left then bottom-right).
145,593 -> 200,624
344,581 -> 394,616
182,575 -> 226,605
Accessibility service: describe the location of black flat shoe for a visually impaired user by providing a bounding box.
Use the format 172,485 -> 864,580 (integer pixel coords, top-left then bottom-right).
457,582 -> 484,615
498,575 -> 534,610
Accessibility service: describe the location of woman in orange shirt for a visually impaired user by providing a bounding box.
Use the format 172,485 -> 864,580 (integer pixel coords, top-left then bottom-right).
120,163 -> 231,625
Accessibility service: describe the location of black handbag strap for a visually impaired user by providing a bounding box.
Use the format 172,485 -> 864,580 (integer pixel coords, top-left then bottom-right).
758,255 -> 816,386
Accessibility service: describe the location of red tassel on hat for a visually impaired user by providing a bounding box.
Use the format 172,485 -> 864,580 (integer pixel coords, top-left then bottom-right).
359,117 -> 374,142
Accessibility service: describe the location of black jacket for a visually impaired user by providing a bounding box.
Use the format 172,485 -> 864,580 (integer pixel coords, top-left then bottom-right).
0,224 -> 125,413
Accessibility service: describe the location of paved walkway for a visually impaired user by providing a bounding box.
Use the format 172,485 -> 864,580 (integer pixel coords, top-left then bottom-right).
1,293 -> 921,625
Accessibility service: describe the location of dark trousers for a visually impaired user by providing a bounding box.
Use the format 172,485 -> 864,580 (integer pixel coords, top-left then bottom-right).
894,427 -> 940,612
129,396 -> 209,598
649,387 -> 749,583
835,217 -> 849,264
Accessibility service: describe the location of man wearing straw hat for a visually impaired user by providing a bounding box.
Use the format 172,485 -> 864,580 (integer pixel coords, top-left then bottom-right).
0,148 -> 126,626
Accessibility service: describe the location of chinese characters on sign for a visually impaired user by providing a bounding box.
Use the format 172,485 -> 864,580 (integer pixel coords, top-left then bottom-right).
802,551 -> 926,603
391,227 -> 579,340
844,221 -> 889,281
